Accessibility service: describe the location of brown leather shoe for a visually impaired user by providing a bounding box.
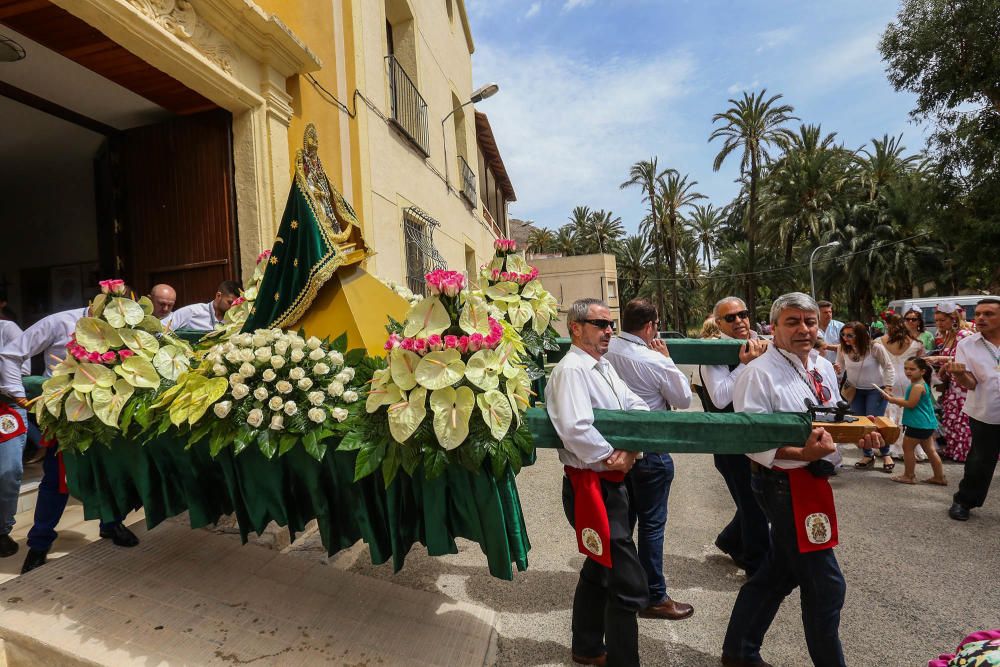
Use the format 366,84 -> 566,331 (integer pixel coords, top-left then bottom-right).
638,597 -> 694,620
720,655 -> 773,667
571,652 -> 607,666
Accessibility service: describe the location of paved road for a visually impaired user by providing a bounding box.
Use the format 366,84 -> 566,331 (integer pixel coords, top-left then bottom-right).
337,422 -> 999,666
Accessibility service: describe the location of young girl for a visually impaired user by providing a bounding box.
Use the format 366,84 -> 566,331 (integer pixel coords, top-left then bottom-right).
879,357 -> 947,486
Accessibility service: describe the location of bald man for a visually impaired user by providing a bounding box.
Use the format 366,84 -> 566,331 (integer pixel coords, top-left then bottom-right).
149,284 -> 177,320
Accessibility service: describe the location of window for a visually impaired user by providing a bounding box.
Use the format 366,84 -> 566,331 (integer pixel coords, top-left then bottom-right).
385,0 -> 428,154
404,217 -> 426,295
607,280 -> 617,299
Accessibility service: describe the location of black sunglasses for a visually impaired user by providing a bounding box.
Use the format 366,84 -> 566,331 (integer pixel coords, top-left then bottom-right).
582,318 -> 617,331
721,310 -> 751,323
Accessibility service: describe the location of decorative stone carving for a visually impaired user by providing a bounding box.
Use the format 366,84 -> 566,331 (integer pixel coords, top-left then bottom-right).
126,0 -> 236,74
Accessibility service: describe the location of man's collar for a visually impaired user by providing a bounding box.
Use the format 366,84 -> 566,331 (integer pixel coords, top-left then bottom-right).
618,331 -> 646,346
773,344 -> 817,370
569,344 -> 604,367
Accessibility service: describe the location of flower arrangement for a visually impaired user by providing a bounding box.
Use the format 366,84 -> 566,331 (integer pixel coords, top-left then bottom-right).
34,280 -> 192,450
209,249 -> 271,340
374,275 -> 423,307
151,328 -> 368,461
347,269 -> 533,486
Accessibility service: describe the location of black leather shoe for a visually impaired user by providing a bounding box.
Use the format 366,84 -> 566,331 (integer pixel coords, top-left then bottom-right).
715,537 -> 751,571
21,548 -> 48,573
100,523 -> 140,547
948,502 -> 970,521
0,534 -> 18,558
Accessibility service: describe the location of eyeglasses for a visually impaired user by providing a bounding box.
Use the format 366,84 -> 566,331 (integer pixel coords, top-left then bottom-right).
582,318 -> 616,331
808,369 -> 832,402
842,333 -> 855,339
721,310 -> 751,323
904,317 -> 921,322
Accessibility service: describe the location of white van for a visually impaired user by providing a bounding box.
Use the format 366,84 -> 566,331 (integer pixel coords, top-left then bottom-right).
888,295 -> 999,335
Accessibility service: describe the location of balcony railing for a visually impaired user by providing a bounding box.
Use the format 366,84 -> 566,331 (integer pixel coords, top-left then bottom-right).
386,55 -> 429,156
458,155 -> 476,207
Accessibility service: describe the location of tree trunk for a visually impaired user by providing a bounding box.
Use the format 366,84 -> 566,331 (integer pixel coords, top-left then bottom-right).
670,214 -> 681,330
747,157 -> 759,318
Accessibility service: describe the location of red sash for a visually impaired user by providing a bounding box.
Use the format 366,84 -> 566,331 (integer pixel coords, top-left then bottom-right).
0,404 -> 26,443
564,466 -> 625,568
777,467 -> 839,553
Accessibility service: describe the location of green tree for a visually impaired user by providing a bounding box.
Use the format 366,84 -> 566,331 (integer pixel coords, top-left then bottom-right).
584,209 -> 626,254
526,226 -> 556,254
621,158 -> 673,325
710,90 -> 797,316
650,172 -> 705,330
685,203 -> 726,271
857,134 -> 922,201
554,225 -> 578,257
615,234 -> 651,303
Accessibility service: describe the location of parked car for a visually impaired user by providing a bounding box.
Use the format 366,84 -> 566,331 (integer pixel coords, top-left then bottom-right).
888,295 -> 1000,335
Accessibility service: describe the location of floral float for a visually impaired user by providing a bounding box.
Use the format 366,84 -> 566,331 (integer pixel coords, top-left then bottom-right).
34,280 -> 192,451
209,249 -> 272,340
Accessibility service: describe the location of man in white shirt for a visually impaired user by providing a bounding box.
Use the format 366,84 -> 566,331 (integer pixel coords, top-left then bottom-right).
149,284 -> 177,320
721,292 -> 883,667
946,298 -> 1000,521
817,300 -> 843,365
167,280 -> 241,331
545,298 -> 648,667
0,303 -> 140,574
0,319 -> 30,558
605,298 -> 693,622
696,297 -> 769,576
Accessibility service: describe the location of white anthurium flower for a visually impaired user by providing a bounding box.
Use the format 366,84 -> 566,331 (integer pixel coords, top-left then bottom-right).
214,400 -> 233,418
389,348 -> 420,391
262,369 -> 277,383
403,296 -> 451,338
275,380 -> 293,395
238,362 -> 255,378
269,414 -> 284,430
290,349 -> 305,363
521,280 -> 545,300
307,407 -> 326,423
268,396 -> 284,411
297,377 -> 314,391
283,401 -> 298,416
430,386 -> 475,450
327,380 -> 345,397
308,347 -> 325,361
288,367 -> 306,381
483,282 -> 521,304
313,362 -> 330,376
464,349 -> 501,391
306,336 -> 323,350
370,368 -> 391,390
478,389 -> 514,441
342,390 -> 358,403
388,387 -> 427,443
232,384 -> 250,400
366,381 -> 401,413
507,301 -> 533,329
330,407 -> 349,422
307,391 -> 325,406
247,408 -> 264,428
459,294 -> 492,335
506,372 -> 532,426
415,349 -> 466,390
253,387 -> 268,401
505,252 -> 531,275
270,355 -> 285,369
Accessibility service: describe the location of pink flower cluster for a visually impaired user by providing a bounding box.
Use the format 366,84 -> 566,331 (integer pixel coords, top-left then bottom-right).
98,279 -> 126,295
257,249 -> 272,264
494,238 -> 517,253
67,335 -> 134,364
231,296 -> 246,307
425,269 -> 465,297
489,266 -> 539,285
384,318 -> 504,356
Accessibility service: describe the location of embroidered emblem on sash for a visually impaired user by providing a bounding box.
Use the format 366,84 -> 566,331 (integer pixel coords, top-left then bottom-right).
581,527 -> 603,556
0,414 -> 20,436
805,513 -> 832,544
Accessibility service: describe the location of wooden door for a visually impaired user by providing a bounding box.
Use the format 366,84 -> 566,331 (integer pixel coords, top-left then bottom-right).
113,109 -> 239,307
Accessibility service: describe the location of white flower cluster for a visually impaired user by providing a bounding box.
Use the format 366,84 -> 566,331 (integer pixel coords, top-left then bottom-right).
202,328 -> 358,432
375,276 -> 423,306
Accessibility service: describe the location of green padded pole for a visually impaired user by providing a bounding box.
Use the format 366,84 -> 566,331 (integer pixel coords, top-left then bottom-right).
548,337 -> 743,366
526,407 -> 811,455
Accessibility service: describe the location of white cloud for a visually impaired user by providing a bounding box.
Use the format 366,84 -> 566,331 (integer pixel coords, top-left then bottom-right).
472,44 -> 695,228
727,80 -> 759,95
525,2 -> 541,18
562,0 -> 593,11
799,28 -> 885,90
754,26 -> 798,54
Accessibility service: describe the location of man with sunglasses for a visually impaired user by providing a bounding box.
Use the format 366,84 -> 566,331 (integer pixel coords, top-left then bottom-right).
546,298 -> 649,667
721,292 -> 884,667
605,299 -> 694,623
697,297 -> 769,576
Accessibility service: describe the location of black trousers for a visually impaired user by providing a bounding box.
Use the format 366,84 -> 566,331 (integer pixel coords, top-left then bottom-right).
563,476 -> 648,667
713,453 -> 770,575
954,418 -> 1000,509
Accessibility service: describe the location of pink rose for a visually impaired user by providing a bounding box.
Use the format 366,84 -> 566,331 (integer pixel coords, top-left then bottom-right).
88,352 -> 101,363
414,338 -> 427,354
458,336 -> 469,353
98,278 -> 126,295
231,296 -> 246,307
72,347 -> 86,360
400,337 -> 415,351
118,349 -> 135,359
468,333 -> 484,352
257,249 -> 272,264
443,335 -> 459,349
101,351 -> 117,363
491,269 -> 500,279
427,334 -> 443,351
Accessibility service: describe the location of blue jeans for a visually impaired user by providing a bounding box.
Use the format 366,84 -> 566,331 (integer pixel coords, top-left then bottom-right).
1,406 -> 26,536
722,468 -> 846,667
27,445 -> 118,552
713,454 -> 769,575
625,452 -> 674,604
852,388 -> 890,457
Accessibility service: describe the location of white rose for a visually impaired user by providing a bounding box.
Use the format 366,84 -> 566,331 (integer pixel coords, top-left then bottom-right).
308,348 -> 325,361
334,371 -> 351,384
224,350 -> 240,364
307,391 -> 325,406
330,407 -> 349,422
247,408 -> 264,428
262,369 -> 277,382
238,362 -> 255,378
297,377 -> 314,391
268,396 -> 284,411
220,343 -> 234,354
313,362 -> 330,376
290,349 -> 305,363
269,414 -> 284,430
212,363 -> 227,377
283,401 -> 298,416
276,380 -> 293,395
327,381 -> 344,397
342,390 -> 359,403
289,336 -> 306,350
205,351 -> 221,364
234,334 -> 252,347
274,340 -> 289,355
340,367 -> 355,381
251,333 -> 268,348
254,346 -> 271,362
253,387 -> 268,401
327,351 -> 344,366
239,349 -> 255,363
270,328 -> 283,339
307,336 -> 323,350
307,407 -> 326,423
232,384 -> 250,400
213,400 -> 232,418
270,355 -> 286,369
229,373 -> 243,386
289,367 -> 306,381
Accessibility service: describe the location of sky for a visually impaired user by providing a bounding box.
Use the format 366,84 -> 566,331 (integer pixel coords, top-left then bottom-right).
465,0 -> 929,235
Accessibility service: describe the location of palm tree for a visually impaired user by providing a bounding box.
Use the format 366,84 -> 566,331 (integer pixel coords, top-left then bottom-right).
554,225 -> 578,257
621,158 -> 675,325
710,90 -> 797,316
685,204 -> 725,271
526,226 -> 556,255
858,133 -> 921,201
654,171 -> 705,329
584,209 -> 625,254
615,234 -> 651,303
567,206 -> 593,252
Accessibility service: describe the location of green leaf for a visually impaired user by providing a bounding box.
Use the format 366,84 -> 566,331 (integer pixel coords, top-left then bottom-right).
491,444 -> 508,479
344,348 -> 365,367
332,332 -> 348,352
503,438 -> 522,475
233,429 -> 254,456
337,430 -> 364,451
278,433 -> 298,456
209,426 -> 229,457
303,431 -> 327,461
381,443 -> 402,488
422,447 -> 448,480
354,441 -> 386,481
189,419 -> 214,446
257,430 -> 276,459
400,444 -> 421,476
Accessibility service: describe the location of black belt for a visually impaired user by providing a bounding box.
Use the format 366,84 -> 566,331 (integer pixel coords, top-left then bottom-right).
750,461 -> 786,477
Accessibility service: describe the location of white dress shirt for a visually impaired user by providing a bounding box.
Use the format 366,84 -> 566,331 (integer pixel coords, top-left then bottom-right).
605,332 -> 691,412
0,321 -> 29,377
819,319 -> 844,364
0,307 -> 87,398
698,333 -> 748,410
545,345 -> 649,471
167,302 -> 217,331
955,333 -> 1000,425
734,344 -> 842,470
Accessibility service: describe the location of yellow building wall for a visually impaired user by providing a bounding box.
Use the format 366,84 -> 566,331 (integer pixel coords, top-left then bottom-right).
532,254 -> 621,336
